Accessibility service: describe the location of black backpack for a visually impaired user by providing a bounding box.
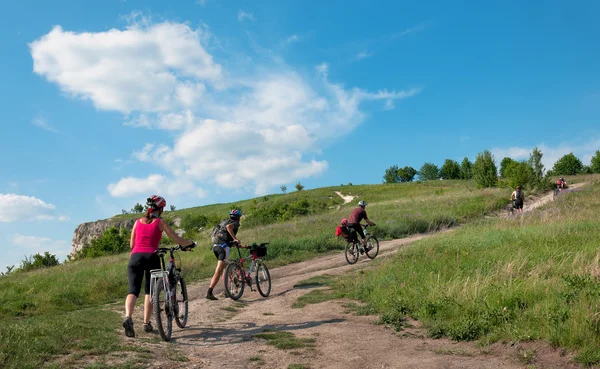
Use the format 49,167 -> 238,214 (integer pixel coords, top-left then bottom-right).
210,219 -> 232,245
515,189 -> 522,200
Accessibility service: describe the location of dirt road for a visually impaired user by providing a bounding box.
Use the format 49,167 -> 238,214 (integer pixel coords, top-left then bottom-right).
128,187 -> 587,369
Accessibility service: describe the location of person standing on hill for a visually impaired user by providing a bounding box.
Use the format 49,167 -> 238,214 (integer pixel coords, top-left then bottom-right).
511,186 -> 525,214
347,200 -> 376,250
205,209 -> 245,301
123,195 -> 196,338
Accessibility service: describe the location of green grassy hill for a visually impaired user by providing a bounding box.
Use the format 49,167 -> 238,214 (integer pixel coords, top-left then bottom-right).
0,179 -> 547,369
329,175 -> 600,365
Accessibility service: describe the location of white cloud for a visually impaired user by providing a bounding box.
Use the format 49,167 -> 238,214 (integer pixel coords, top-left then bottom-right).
12,234 -> 71,262
492,137 -> 600,172
32,19 -> 421,197
353,51 -> 374,60
108,174 -> 203,198
196,0 -> 206,5
282,34 -> 299,46
32,115 -> 60,133
30,22 -> 221,114
0,194 -> 66,222
238,11 -> 255,22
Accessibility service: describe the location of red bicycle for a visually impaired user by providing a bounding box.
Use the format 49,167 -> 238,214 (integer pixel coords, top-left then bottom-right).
224,242 -> 271,300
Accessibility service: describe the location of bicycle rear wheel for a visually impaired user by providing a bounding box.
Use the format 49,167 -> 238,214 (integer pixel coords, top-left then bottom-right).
365,236 -> 379,259
255,262 -> 271,297
345,242 -> 359,264
153,279 -> 173,341
174,275 -> 188,329
224,263 -> 245,300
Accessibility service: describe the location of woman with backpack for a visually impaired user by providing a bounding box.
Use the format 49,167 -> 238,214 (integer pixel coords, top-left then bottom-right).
511,185 -> 525,214
205,209 -> 245,301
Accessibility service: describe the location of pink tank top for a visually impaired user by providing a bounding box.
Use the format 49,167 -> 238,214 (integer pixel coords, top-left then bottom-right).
132,219 -> 163,254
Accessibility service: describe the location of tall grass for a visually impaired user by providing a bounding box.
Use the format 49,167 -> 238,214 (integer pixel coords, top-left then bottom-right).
336,177 -> 600,365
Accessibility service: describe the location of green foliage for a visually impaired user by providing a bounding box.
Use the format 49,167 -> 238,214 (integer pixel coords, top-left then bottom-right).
244,198 -> 315,227
460,157 -> 473,179
499,157 -> 517,178
590,151 -> 600,174
383,165 -> 400,183
398,166 -> 417,182
0,265 -> 14,277
384,165 -> 417,183
503,160 -> 533,189
295,182 -> 305,191
552,153 -> 584,175
179,213 -> 220,233
131,203 -> 144,213
472,150 -> 498,188
528,147 -> 545,183
419,162 -> 440,181
18,252 -> 60,272
281,185 -> 287,193
75,227 -> 130,260
169,204 -> 176,211
440,159 -> 461,180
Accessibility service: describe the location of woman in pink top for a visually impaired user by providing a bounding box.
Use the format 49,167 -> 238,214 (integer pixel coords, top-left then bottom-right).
122,195 -> 195,338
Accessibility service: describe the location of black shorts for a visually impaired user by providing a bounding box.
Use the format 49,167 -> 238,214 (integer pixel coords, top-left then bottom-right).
213,244 -> 231,261
347,223 -> 365,239
513,200 -> 523,210
127,252 -> 161,297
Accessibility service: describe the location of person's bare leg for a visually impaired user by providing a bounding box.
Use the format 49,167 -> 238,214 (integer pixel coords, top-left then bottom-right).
125,294 -> 136,317
143,295 -> 152,323
206,261 -> 226,300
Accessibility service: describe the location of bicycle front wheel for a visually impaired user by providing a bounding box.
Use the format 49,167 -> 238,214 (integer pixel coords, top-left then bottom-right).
224,263 -> 245,300
345,242 -> 359,264
174,275 -> 188,329
365,236 -> 379,259
153,279 -> 173,341
255,262 -> 271,297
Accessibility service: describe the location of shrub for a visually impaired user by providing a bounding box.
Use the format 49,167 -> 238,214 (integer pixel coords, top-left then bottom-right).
180,214 -> 220,232
18,252 -> 60,272
75,227 -> 130,259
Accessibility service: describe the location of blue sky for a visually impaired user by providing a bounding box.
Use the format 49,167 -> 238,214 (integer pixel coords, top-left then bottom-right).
1,0 -> 599,270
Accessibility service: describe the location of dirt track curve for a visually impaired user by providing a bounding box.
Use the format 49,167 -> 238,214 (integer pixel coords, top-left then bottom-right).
127,185 -> 588,369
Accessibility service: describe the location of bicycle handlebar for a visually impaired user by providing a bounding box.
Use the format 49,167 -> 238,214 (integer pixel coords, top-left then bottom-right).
156,242 -> 197,254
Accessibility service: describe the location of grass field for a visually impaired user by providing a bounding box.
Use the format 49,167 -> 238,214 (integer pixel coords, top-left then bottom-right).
328,175 -> 600,365
0,179 -> 532,368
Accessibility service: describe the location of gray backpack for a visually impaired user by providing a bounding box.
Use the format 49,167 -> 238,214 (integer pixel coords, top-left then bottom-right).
210,219 -> 231,245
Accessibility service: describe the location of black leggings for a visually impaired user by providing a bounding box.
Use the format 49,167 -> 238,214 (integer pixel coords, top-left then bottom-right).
347,223 -> 365,239
127,252 -> 161,297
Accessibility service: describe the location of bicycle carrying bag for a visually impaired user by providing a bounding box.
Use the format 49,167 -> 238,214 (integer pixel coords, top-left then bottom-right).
251,244 -> 267,258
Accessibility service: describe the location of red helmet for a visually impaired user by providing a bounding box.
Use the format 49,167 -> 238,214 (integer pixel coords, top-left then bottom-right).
341,218 -> 348,226
147,195 -> 166,211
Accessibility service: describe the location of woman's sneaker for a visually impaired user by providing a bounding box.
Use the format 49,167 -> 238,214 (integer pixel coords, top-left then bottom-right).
122,316 -> 135,337
143,322 -> 153,333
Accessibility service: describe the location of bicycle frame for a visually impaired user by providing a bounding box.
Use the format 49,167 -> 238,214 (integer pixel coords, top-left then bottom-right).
150,246 -> 181,315
231,246 -> 262,286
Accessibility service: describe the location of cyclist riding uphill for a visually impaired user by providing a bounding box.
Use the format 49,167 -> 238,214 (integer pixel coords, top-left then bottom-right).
511,186 -> 524,214
347,200 -> 376,249
123,195 -> 195,338
206,209 -> 245,301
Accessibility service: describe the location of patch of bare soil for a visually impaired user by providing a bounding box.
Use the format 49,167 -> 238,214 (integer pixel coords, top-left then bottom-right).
334,191 -> 356,205
112,185 -> 591,369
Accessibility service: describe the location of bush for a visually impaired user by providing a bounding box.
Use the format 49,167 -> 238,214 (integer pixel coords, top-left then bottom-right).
552,153 -> 584,175
472,150 -> 498,188
74,227 -> 130,260
18,252 -> 60,272
180,214 -> 221,232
